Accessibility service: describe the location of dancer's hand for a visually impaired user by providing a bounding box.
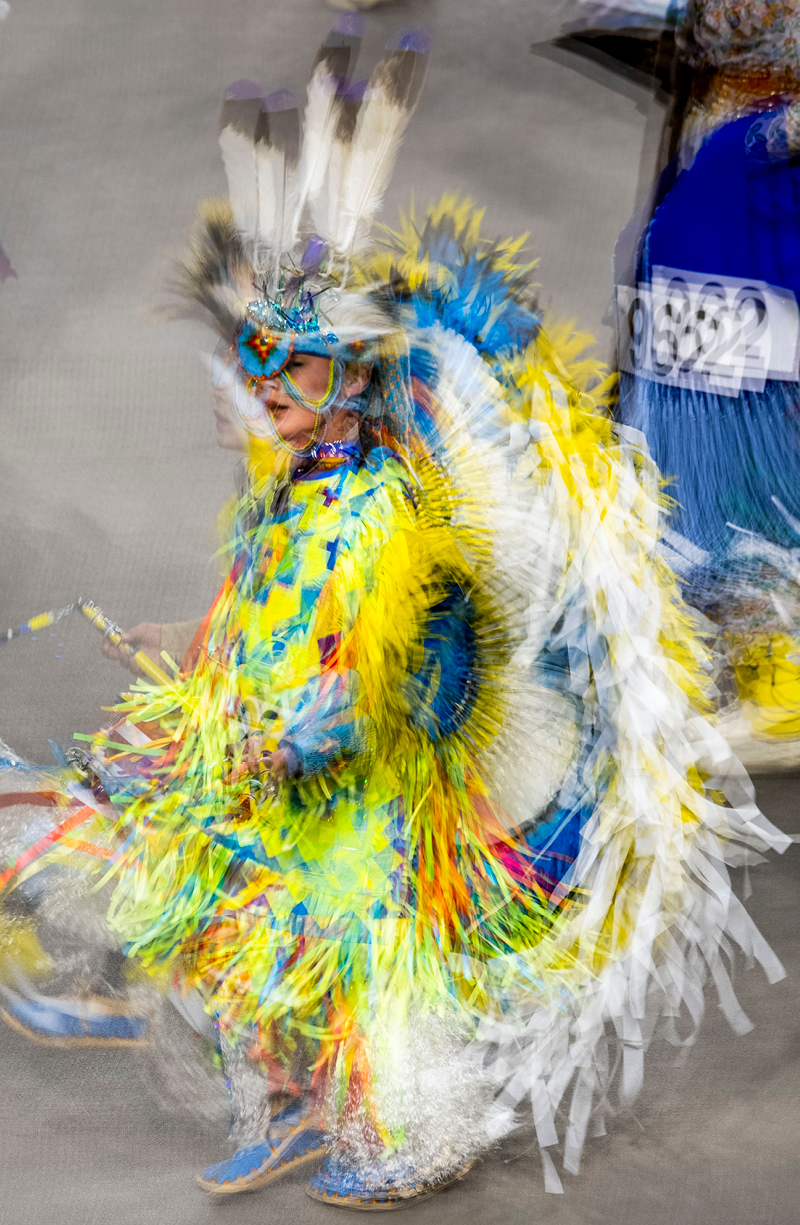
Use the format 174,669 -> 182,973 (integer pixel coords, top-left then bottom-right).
225,737 -> 288,784
102,622 -> 163,676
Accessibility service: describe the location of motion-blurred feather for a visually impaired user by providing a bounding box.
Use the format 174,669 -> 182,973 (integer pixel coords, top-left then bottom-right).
218,80 -> 263,248
254,90 -> 300,282
313,80 -> 366,253
171,199 -> 253,340
297,20 -> 363,233
335,34 -> 429,267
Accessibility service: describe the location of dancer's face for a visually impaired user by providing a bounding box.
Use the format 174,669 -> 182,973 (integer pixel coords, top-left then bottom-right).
263,353 -> 337,449
210,353 -> 371,452
264,355 -> 369,449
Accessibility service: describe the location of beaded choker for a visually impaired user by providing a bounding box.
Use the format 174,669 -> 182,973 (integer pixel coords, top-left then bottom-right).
306,441 -> 361,461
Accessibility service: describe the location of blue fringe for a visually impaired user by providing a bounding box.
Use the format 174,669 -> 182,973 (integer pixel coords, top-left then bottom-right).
619,372 -> 800,563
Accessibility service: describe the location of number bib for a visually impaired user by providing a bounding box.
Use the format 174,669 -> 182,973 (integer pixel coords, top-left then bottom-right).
616,267 -> 800,396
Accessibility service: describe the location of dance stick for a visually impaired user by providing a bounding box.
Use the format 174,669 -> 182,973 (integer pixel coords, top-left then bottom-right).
1,597 -> 173,687
77,599 -> 174,686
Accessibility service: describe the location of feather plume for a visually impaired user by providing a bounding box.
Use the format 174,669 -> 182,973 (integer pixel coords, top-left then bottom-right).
169,199 -> 254,341
198,26 -> 428,323
330,34 -> 429,270
254,90 -> 300,285
218,80 -> 263,248
296,22 -> 362,235
311,79 -> 366,254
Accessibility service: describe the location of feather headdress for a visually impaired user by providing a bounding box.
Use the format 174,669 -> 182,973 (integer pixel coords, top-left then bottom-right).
176,17 -> 429,373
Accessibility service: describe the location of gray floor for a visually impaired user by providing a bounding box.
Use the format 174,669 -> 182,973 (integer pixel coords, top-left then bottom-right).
0,1 -> 798,1222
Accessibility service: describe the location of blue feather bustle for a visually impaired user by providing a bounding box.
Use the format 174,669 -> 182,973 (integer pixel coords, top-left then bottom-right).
409,246 -> 541,360
379,205 -> 541,360
373,205 -> 542,457
370,206 -> 599,891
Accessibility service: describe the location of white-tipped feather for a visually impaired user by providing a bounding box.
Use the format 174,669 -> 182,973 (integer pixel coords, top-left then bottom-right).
333,84 -> 411,262
217,39 -> 425,291
315,126 -> 352,255
297,65 -> 345,233
255,140 -> 299,277
219,126 -> 259,248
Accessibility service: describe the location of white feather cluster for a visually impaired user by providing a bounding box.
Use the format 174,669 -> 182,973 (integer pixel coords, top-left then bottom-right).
218,33 -> 428,301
